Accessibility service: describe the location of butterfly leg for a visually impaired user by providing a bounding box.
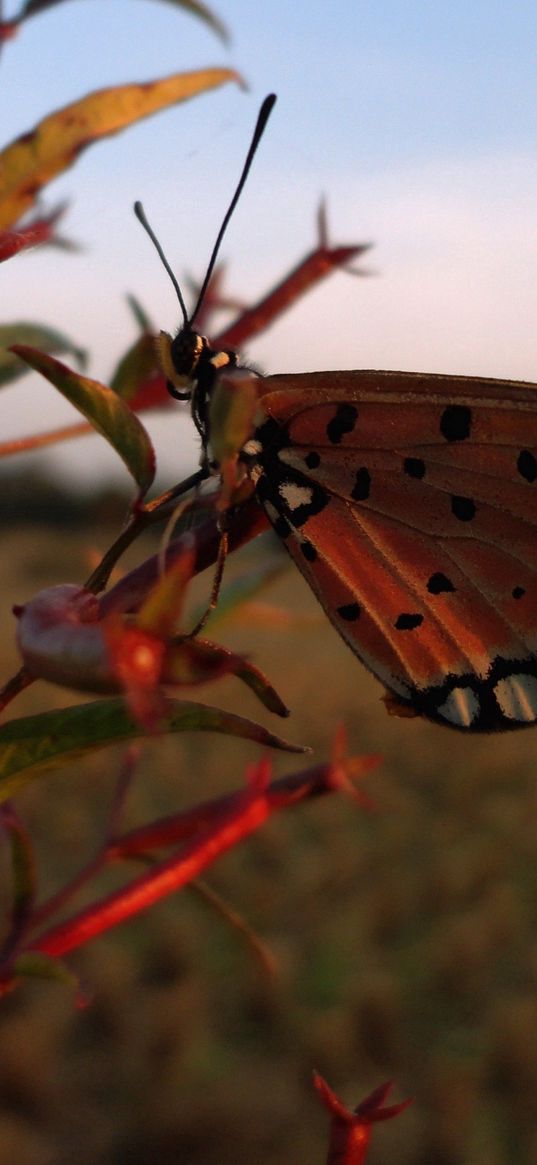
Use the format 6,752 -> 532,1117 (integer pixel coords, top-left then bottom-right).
185,517 -> 229,639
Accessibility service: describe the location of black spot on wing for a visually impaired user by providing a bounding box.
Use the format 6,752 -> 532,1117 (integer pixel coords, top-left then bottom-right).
440,405 -> 472,442
512,585 -> 526,600
451,495 -> 476,522
305,451 -> 321,469
351,467 -> 371,501
395,612 -> 424,631
517,449 -> 537,483
273,513 -> 292,539
300,540 -> 317,562
337,602 -> 361,621
253,415 -> 289,457
326,403 -> 358,444
427,572 -> 455,595
404,457 -> 426,479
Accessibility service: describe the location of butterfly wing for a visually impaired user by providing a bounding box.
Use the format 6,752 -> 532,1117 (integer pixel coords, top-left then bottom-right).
248,370 -> 537,731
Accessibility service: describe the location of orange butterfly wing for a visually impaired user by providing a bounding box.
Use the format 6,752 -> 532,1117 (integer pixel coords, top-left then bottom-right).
247,370 -> 537,731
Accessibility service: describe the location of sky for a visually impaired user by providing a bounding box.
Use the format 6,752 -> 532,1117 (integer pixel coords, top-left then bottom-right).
3,0 -> 537,488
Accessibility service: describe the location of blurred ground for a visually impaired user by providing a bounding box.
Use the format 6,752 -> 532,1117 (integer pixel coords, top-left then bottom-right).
0,493 -> 536,1165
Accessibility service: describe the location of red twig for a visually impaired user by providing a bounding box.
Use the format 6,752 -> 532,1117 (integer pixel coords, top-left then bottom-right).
0,205 -> 69,262
215,234 -> 370,351
26,761 -> 298,959
109,755 -> 378,858
0,751 -> 379,985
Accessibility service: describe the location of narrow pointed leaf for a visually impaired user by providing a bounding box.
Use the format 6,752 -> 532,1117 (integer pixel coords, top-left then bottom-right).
0,225 -> 46,261
18,0 -> 228,43
0,324 -> 86,387
154,0 -> 229,42
125,294 -> 154,334
0,203 -> 69,262
165,639 -> 289,716
11,346 -> 155,493
0,68 -> 241,228
110,332 -> 160,401
0,698 -> 305,802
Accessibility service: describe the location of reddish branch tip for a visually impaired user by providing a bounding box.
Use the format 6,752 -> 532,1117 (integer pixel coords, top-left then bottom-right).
313,1073 -> 412,1165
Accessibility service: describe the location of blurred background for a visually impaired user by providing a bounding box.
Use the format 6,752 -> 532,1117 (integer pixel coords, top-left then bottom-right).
2,2 -> 537,1163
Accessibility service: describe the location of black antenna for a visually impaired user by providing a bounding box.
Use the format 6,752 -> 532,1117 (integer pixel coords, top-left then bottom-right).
190,93 -> 277,323
134,200 -> 189,327
134,94 -> 277,330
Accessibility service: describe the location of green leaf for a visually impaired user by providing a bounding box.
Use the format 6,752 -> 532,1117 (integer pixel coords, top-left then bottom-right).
0,698 -> 306,802
110,332 -> 159,401
10,346 -> 156,494
0,324 -> 86,387
125,294 -> 154,334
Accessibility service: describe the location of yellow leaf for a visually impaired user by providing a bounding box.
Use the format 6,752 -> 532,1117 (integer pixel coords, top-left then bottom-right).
0,67 -> 242,228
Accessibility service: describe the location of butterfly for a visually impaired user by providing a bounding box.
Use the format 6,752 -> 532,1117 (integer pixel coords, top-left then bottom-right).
136,96 -> 537,733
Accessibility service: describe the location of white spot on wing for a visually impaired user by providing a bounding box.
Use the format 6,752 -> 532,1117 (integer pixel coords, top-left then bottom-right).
248,464 -> 263,485
279,481 -> 313,512
437,686 -> 480,728
494,673 -> 537,722
242,438 -> 262,457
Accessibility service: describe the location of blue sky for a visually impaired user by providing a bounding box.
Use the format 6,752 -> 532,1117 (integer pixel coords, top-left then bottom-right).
3,0 -> 537,485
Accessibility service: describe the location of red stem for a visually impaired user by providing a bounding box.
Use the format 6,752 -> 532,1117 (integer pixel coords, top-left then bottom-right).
110,761 -> 338,857
28,784 -> 272,959
20,760 -> 352,964
214,243 -> 368,350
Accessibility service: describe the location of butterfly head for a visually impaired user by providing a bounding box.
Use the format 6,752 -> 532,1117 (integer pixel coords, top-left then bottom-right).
156,322 -> 239,452
170,326 -> 206,381
155,324 -> 207,401
134,95 -> 276,448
